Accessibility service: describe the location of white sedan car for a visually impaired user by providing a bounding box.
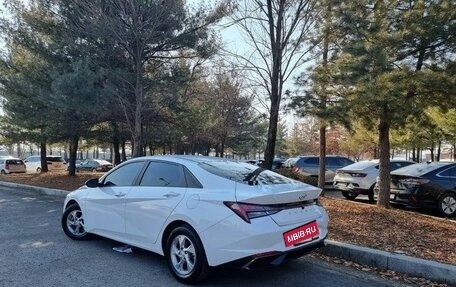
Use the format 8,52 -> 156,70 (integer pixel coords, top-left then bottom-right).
62,155 -> 328,283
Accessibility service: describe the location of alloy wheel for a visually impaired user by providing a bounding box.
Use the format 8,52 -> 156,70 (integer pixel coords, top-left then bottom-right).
441,195 -> 456,216
66,210 -> 86,236
170,235 -> 196,277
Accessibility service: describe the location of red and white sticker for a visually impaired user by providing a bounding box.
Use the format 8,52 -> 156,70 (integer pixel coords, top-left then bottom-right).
283,221 -> 319,247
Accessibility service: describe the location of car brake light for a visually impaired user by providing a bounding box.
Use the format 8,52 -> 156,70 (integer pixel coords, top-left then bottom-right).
224,202 -> 282,223
349,172 -> 367,177
291,166 -> 300,173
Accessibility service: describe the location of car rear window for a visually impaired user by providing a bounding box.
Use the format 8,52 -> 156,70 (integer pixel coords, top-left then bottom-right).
6,159 -> 24,164
198,160 -> 294,185
342,161 -> 376,170
391,162 -> 450,177
47,157 -> 64,162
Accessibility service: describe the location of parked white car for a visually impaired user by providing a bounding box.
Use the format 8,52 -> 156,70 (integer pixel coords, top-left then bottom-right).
24,155 -> 67,173
333,159 -> 415,201
62,155 -> 329,283
0,157 -> 26,174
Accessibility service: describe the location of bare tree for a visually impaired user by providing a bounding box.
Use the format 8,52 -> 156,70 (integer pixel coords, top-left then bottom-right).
227,0 -> 319,169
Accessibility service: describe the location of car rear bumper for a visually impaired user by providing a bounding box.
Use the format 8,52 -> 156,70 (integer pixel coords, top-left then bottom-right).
199,205 -> 329,267
221,236 -> 327,270
390,191 -> 436,209
333,182 -> 370,194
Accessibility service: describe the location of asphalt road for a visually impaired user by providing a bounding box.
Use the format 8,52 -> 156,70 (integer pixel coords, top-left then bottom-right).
0,187 -> 413,287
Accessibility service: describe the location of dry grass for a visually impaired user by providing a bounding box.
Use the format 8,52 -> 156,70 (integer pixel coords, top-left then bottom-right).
321,197 -> 456,265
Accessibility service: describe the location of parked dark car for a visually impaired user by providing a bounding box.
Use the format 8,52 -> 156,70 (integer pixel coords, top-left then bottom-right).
76,159 -> 113,172
292,155 -> 354,185
386,162 -> 456,217
257,158 -> 286,170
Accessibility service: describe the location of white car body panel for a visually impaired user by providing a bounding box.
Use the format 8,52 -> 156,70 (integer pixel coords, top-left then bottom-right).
83,186 -> 131,237
124,186 -> 187,248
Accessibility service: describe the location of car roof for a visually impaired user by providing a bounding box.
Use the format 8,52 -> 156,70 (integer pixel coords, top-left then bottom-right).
391,162 -> 456,176
27,155 -> 63,157
128,155 -> 242,165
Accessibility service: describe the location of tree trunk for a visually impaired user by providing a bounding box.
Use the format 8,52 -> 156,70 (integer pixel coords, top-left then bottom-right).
263,0 -> 284,170
132,61 -> 144,158
317,2 -> 331,192
437,141 -> 441,162
377,114 -> 391,209
121,141 -> 127,161
112,123 -> 121,165
453,143 -> 456,161
264,98 -> 280,169
220,138 -> 225,158
412,148 -> 416,162
68,136 -> 79,176
40,141 -> 48,173
318,125 -> 326,192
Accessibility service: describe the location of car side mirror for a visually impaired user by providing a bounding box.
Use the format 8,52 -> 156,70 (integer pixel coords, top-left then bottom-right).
85,178 -> 100,188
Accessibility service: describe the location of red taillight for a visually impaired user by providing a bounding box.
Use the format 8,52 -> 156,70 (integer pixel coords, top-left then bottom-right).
224,202 -> 282,223
292,166 -> 300,173
349,172 -> 367,177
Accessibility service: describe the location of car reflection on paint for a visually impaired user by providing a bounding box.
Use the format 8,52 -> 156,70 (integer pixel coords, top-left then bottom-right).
76,159 -> 113,172
61,155 -> 329,283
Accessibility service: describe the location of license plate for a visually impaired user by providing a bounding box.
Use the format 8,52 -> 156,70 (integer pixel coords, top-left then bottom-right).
283,221 -> 319,247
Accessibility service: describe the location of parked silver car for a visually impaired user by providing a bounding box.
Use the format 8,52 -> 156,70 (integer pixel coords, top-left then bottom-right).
333,159 -> 415,201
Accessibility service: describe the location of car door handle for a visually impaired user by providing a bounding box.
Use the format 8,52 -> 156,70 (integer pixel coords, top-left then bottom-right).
163,192 -> 180,198
115,192 -> 126,197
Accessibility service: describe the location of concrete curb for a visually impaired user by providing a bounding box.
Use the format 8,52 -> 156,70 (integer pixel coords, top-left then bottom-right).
0,181 -> 70,197
320,240 -> 456,286
1,181 -> 455,285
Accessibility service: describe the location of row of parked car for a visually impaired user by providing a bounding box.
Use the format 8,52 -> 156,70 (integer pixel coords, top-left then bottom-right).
249,155 -> 456,217
0,155 -> 113,174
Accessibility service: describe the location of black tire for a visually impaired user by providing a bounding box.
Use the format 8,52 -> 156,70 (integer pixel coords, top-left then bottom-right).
36,167 -> 41,173
437,193 -> 456,217
368,185 -> 375,203
0,170 -> 5,175
91,168 -> 96,173
61,204 -> 90,240
342,191 -> 358,200
165,224 -> 209,284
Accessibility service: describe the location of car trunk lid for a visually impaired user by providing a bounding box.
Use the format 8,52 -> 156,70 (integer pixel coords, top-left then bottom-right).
235,182 -> 323,226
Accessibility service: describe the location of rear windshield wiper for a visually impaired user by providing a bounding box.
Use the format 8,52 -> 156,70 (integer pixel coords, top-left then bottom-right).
243,167 -> 267,185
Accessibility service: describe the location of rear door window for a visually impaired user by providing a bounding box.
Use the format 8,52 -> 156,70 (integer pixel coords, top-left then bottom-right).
438,166 -> 456,178
303,157 -> 319,165
139,161 -> 187,187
